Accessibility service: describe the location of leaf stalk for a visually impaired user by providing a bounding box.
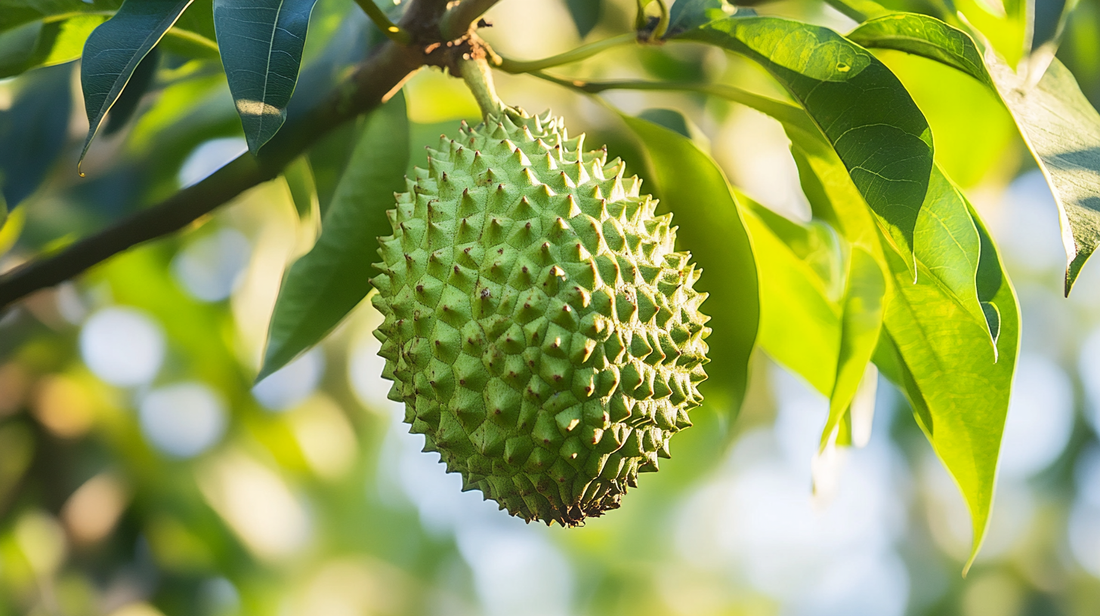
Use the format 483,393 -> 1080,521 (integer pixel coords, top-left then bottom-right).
354,0 -> 412,44
496,33 -> 636,73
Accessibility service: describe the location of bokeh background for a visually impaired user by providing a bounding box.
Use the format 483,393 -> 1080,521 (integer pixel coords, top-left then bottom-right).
1,0 -> 1099,614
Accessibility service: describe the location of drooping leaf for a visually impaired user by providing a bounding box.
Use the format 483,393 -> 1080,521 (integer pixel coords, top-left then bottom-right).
877,207 -> 1018,573
565,0 -> 602,39
849,13 -> 1100,293
79,0 -> 194,167
676,16 -> 934,265
846,13 -> 994,87
213,0 -> 318,154
282,155 -> 318,222
619,112 -> 760,417
0,0 -> 123,35
259,92 -> 408,381
104,47 -> 159,135
820,245 -> 885,450
786,119 -> 994,346
0,64 -> 72,208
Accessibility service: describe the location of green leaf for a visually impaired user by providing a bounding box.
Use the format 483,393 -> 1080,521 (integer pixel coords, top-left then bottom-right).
849,13 -> 1100,293
787,120 -> 994,346
259,92 -> 408,382
103,47 -> 159,135
666,0 -> 735,36
878,207 -> 1019,573
743,203 -> 841,396
214,0 -> 318,154
820,245 -> 885,451
0,21 -> 55,78
0,64 -> 72,208
676,16 -> 934,265
282,155 -> 318,222
0,0 -> 123,35
846,13 -> 995,87
79,0 -> 194,167
565,0 -> 602,39
618,112 -> 760,417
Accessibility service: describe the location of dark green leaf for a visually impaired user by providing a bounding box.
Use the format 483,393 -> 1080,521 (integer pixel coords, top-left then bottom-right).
79,0 -> 194,167
878,207 -> 1018,572
259,92 -> 408,381
0,0 -> 123,35
676,16 -> 934,264
214,0 -> 318,154
666,0 -> 735,36
619,113 -> 760,417
0,64 -> 72,208
847,13 -> 994,87
565,0 -> 602,39
104,47 -> 159,135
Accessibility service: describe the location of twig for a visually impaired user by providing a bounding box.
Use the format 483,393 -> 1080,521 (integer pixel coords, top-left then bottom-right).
496,33 -> 636,73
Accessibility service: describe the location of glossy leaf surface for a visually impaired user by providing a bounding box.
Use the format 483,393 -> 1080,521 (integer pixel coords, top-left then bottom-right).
214,0 -> 318,154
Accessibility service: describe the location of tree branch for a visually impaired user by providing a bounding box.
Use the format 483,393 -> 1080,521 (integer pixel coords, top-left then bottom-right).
0,0 -> 459,312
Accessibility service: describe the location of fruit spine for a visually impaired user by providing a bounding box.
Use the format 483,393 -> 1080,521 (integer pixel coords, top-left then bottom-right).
371,109 -> 709,526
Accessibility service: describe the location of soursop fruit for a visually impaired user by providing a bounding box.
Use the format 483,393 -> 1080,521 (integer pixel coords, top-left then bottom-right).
370,109 -> 710,526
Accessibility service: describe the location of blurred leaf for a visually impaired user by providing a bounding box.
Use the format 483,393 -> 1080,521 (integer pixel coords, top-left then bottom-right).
282,155 -> 318,221
954,0 -> 1030,66
565,0 -> 602,38
0,21 -> 55,78
850,13 -> 1100,293
259,92 -> 408,381
619,112 -> 759,416
820,246 -> 884,450
104,47 -> 159,135
0,0 -> 123,34
676,16 -> 934,266
0,64 -> 72,208
743,203 -> 841,395
79,0 -> 194,167
847,13 -> 995,87
213,0 -> 318,154
0,205 -> 27,258
877,204 -> 1018,573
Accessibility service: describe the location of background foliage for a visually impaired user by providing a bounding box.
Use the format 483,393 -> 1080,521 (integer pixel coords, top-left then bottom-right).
1,0 -> 1100,615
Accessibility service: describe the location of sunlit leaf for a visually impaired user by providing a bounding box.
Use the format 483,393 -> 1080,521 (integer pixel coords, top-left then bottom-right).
676,16 -> 934,265
665,0 -> 735,36
850,13 -> 1100,293
79,0 -> 195,167
214,0 -> 318,154
820,246 -> 885,451
620,112 -> 759,416
743,204 -> 841,396
847,13 -> 994,87
259,92 -> 408,381
876,205 -> 1018,573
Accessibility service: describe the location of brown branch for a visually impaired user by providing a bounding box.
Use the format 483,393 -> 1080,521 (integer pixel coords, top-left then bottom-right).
0,0 -> 465,313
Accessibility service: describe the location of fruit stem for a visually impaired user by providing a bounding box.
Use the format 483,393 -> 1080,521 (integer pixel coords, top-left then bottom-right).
496,33 -> 637,74
460,57 -> 505,119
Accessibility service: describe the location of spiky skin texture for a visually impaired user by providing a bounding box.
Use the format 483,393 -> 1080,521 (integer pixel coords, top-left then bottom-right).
370,111 -> 710,526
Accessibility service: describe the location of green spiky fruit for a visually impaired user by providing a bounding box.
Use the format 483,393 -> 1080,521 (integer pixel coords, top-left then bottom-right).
370,110 -> 710,526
